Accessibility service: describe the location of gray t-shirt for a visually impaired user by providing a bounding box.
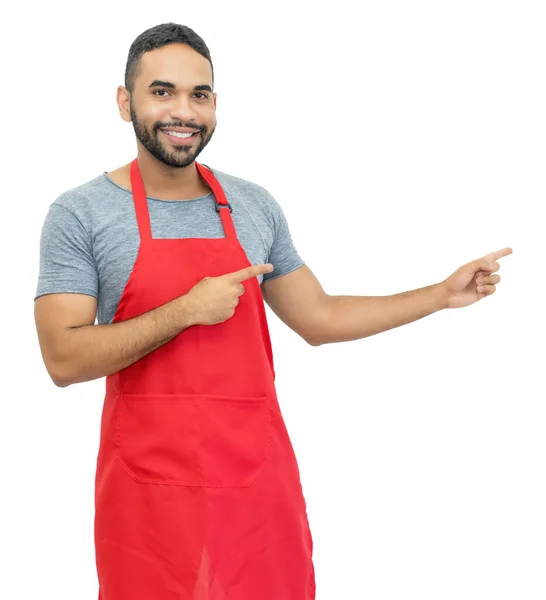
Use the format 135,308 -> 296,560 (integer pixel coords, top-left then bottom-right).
35,165 -> 305,325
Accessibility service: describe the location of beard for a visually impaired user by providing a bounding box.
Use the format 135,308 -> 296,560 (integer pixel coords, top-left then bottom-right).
129,99 -> 216,168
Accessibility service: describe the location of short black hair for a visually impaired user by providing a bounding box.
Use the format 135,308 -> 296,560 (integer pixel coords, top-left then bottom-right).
124,22 -> 214,94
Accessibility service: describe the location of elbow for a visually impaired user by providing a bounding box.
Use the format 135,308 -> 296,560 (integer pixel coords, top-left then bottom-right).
53,376 -> 72,388
47,360 -> 73,388
305,331 -> 327,346
304,306 -> 331,347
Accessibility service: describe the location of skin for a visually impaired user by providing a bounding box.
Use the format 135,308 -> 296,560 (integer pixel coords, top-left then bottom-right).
34,42 -> 513,388
100,42 -> 515,344
109,43 -> 218,200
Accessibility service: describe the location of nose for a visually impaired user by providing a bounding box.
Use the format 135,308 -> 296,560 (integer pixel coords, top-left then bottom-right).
169,95 -> 198,123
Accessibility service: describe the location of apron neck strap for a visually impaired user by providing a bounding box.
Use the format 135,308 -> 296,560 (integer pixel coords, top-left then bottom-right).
130,158 -> 236,243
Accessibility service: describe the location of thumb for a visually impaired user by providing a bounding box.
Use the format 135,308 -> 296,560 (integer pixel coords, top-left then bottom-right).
478,259 -> 493,272
467,258 -> 492,274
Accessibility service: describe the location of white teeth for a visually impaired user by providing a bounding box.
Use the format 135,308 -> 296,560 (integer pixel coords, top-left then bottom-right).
163,130 -> 195,139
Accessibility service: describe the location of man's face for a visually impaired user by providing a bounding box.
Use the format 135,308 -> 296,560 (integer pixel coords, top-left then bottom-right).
125,43 -> 217,168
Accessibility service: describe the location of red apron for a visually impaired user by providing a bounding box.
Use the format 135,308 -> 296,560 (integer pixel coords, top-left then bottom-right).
94,158 -> 316,599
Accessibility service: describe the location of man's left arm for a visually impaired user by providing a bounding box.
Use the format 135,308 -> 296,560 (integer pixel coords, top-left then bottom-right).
261,247 -> 513,346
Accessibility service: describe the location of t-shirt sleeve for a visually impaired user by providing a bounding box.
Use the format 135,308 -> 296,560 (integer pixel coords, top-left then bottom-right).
34,202 -> 99,301
261,190 -> 305,283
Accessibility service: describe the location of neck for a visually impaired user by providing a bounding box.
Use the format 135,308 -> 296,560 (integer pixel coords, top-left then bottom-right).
136,150 -> 203,199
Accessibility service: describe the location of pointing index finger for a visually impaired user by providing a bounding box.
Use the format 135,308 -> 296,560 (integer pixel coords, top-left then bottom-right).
229,263 -> 274,283
484,247 -> 513,262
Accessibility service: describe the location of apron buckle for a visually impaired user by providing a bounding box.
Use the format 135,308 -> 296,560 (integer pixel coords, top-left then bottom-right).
215,201 -> 233,213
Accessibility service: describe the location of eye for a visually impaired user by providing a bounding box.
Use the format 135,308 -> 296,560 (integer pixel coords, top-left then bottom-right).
152,90 -> 209,99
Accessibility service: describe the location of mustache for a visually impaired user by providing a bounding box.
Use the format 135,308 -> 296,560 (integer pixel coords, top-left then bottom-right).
156,123 -> 204,132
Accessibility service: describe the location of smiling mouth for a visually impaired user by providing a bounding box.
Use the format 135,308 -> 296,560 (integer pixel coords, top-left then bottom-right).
160,129 -> 201,145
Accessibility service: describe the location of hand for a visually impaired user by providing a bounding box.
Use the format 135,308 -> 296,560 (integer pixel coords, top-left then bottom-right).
439,247 -> 513,309
184,263 -> 274,326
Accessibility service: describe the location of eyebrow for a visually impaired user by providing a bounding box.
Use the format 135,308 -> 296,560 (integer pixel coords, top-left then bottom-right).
148,80 -> 212,93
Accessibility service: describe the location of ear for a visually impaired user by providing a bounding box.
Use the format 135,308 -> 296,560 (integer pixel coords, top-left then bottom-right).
117,86 -> 132,123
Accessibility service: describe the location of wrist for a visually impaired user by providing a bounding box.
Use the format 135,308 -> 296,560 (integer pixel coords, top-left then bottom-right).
434,281 -> 449,310
175,294 -> 198,330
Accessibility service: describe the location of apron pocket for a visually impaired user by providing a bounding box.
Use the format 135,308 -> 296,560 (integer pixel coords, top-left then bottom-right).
115,392 -> 272,487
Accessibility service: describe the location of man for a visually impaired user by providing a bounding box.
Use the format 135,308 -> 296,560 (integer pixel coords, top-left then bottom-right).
34,22 -> 512,600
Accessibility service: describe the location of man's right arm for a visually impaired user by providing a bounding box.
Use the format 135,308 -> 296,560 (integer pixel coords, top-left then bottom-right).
34,293 -> 195,388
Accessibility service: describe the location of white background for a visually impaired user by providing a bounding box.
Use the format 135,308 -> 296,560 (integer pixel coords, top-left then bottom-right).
1,1 -> 543,598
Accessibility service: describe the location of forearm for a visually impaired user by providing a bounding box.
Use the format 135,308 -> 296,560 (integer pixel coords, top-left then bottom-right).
314,282 -> 447,345
54,295 -> 195,387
